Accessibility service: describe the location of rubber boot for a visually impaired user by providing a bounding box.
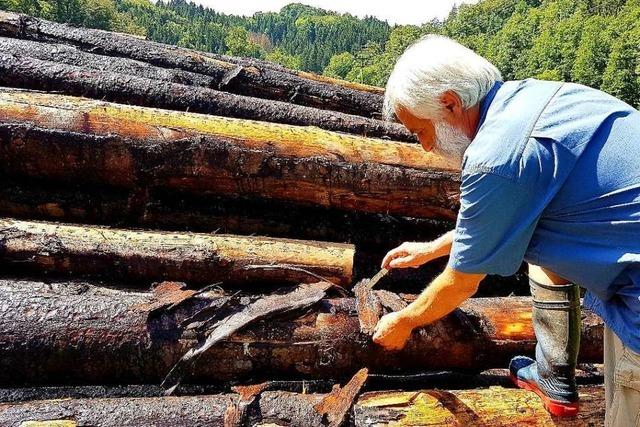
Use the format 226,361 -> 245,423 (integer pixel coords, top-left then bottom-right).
509,278 -> 581,417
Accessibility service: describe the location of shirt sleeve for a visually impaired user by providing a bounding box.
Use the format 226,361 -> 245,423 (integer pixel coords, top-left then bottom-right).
447,172 -> 545,276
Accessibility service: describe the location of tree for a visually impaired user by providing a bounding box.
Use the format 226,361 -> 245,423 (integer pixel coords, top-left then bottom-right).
224,26 -> 265,58
323,52 -> 355,79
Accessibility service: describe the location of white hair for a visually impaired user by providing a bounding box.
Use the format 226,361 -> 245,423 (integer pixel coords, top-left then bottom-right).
383,35 -> 502,121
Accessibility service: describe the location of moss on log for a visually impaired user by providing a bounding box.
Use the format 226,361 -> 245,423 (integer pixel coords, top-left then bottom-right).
353,386 -> 604,426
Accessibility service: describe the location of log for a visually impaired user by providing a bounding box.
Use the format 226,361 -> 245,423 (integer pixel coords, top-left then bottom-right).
199,51 -> 385,95
0,218 -> 354,287
0,278 -> 603,386
0,49 -> 414,142
0,392 -> 326,427
0,386 -> 605,427
353,386 -> 604,426
0,89 -> 460,219
0,11 -> 384,118
0,178 -> 452,247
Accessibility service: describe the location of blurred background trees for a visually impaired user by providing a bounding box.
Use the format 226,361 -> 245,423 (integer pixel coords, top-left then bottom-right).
0,0 -> 638,108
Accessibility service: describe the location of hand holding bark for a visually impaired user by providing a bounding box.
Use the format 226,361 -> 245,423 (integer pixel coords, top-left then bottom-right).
372,310 -> 414,351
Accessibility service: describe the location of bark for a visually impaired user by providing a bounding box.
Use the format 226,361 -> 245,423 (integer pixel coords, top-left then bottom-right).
0,218 -> 354,287
0,37 -> 215,87
0,386 -> 605,427
199,51 -> 385,95
0,12 -> 384,118
0,50 -> 414,142
353,386 -> 604,426
0,89 -> 460,219
0,279 -> 603,386
0,392 -> 326,427
162,282 -> 338,394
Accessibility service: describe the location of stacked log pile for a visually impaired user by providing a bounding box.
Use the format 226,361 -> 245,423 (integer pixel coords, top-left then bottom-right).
0,12 -> 604,426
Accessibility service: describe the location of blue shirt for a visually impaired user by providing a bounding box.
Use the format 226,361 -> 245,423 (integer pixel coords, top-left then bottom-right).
448,79 -> 640,353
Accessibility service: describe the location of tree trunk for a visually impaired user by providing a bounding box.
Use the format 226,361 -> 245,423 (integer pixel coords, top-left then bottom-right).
0,89 -> 460,219
0,386 -> 606,426
0,392 -> 326,427
353,386 -> 604,426
0,11 -> 385,118
0,279 -> 603,386
0,48 -> 414,142
0,178 -> 451,248
0,218 -> 354,287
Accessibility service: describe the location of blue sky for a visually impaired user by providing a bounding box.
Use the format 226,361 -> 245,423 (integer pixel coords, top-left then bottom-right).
188,1 -> 479,25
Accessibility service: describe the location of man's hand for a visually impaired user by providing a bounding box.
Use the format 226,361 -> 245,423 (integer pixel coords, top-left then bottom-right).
381,231 -> 455,270
381,242 -> 433,269
372,310 -> 414,351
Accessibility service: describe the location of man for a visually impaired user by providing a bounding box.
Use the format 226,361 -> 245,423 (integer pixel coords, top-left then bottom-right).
373,35 -> 640,424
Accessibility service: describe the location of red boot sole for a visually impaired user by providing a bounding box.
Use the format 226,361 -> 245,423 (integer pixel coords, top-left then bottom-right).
509,374 -> 579,417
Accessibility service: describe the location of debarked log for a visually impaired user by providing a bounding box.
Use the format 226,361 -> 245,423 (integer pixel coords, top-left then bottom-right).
0,89 -> 460,219
353,386 -> 604,426
0,50 -> 414,142
0,12 -> 384,118
0,279 -> 603,386
0,386 -> 606,427
0,218 -> 354,286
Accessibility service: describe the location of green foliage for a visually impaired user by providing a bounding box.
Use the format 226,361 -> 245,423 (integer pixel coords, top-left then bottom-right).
224,26 -> 264,58
2,0 -> 640,107
323,52 -> 355,79
265,48 -> 303,69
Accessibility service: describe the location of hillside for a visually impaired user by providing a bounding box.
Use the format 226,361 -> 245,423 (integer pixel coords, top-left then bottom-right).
0,0 -> 638,107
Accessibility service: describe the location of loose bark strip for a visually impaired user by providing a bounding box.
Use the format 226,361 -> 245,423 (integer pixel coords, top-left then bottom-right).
0,279 -> 603,386
0,218 -> 354,287
0,179 -> 453,248
0,89 -> 460,219
354,280 -> 383,335
162,282 -> 336,394
353,386 -> 604,426
0,12 -> 384,118
0,386 -> 604,426
0,51 -> 414,141
314,368 -> 369,427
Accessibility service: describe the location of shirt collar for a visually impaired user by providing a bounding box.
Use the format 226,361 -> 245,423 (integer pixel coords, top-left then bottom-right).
476,81 -> 503,131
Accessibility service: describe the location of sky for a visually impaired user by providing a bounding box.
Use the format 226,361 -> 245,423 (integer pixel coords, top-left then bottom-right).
187,1 -> 480,26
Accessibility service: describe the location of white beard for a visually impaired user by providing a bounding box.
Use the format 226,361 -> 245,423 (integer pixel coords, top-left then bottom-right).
432,121 -> 472,170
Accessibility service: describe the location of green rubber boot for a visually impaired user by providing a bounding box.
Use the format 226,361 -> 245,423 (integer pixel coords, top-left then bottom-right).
509,278 -> 581,417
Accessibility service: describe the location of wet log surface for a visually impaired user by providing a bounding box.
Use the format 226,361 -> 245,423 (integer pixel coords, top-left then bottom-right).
0,50 -> 414,142
0,89 -> 460,219
0,385 -> 604,427
0,11 -> 385,118
0,218 -> 354,287
0,278 -> 603,386
353,386 -> 604,426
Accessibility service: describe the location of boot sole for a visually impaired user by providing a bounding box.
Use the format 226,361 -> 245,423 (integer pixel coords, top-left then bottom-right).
509,374 -> 579,417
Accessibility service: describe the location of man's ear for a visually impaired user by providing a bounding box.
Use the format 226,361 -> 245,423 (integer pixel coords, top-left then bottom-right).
439,91 -> 464,118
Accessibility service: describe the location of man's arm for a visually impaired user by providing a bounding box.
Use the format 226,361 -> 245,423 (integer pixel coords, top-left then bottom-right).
381,229 -> 455,269
372,266 -> 485,350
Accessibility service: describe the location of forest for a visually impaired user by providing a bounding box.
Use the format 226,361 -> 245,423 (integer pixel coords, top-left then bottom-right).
0,0 -> 638,108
